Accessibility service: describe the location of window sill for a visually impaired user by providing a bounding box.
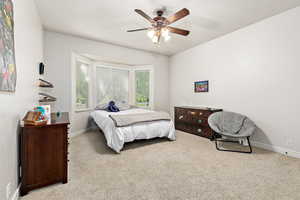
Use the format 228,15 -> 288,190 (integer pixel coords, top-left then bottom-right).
136,106 -> 153,110
75,108 -> 93,113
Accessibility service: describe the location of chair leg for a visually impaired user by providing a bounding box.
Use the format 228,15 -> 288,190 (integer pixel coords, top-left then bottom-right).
247,136 -> 252,153
210,131 -> 222,141
215,136 -> 252,154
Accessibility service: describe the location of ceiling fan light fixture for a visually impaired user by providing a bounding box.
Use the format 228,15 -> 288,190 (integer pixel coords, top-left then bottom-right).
152,35 -> 159,44
147,30 -> 155,38
161,28 -> 169,37
162,28 -> 171,42
164,34 -> 171,42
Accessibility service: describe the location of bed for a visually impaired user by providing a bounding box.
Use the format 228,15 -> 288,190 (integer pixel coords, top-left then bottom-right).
90,108 -> 176,153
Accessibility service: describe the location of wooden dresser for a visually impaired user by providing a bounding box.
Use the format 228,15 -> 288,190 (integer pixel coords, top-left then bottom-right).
174,106 -> 222,139
20,112 -> 70,196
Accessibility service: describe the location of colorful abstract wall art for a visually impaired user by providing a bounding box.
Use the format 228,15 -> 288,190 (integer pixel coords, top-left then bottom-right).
194,80 -> 209,93
0,0 -> 16,92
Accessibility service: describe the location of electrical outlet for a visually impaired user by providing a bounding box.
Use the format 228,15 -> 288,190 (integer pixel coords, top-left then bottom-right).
6,182 -> 11,200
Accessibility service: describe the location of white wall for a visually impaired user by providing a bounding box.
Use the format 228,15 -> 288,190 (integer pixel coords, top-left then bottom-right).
170,7 -> 300,154
44,31 -> 169,134
0,0 -> 43,199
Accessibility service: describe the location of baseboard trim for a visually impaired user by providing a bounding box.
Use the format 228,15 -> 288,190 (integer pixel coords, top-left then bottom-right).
11,184 -> 20,200
69,128 -> 92,138
251,141 -> 300,159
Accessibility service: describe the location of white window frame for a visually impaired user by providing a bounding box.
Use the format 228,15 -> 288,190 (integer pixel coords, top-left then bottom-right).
132,65 -> 154,110
72,53 -> 93,113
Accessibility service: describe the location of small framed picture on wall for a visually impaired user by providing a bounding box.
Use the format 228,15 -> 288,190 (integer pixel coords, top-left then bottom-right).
194,80 -> 209,93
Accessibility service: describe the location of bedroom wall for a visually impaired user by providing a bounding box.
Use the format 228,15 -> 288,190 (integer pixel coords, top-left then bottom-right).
43,31 -> 170,134
0,0 -> 43,199
169,7 -> 300,156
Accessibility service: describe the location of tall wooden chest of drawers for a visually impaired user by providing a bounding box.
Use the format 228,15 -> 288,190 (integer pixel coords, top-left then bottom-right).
20,112 -> 70,196
174,106 -> 222,139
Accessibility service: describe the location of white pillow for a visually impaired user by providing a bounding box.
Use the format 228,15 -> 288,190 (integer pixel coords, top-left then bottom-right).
95,103 -> 108,110
116,102 -> 131,111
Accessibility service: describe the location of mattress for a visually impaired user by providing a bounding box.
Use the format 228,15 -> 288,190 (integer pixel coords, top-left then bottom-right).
90,108 -> 176,153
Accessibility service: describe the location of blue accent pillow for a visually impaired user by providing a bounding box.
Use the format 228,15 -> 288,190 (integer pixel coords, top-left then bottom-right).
107,101 -> 120,112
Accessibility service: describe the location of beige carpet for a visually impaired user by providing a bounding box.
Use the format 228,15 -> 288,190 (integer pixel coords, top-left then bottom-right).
21,130 -> 300,200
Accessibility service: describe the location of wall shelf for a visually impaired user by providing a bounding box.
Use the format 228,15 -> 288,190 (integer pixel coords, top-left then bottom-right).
38,78 -> 54,88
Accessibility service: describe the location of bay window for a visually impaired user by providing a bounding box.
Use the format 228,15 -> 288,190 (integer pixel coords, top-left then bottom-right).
73,53 -> 153,112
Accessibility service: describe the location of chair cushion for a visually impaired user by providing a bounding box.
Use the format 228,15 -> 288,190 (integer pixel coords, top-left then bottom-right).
208,111 -> 256,138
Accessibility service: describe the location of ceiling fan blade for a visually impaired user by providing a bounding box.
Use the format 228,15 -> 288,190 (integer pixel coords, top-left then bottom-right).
127,28 -> 149,32
166,8 -> 190,25
134,9 -> 155,23
167,26 -> 190,36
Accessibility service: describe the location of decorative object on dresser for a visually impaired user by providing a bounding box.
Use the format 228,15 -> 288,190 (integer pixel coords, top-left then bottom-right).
20,112 -> 70,196
22,111 -> 47,126
174,106 -> 222,139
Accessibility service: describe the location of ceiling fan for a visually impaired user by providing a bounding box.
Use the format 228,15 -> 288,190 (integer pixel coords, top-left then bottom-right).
127,8 -> 190,44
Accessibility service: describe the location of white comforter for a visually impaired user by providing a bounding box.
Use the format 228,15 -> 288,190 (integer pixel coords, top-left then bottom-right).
90,108 -> 176,153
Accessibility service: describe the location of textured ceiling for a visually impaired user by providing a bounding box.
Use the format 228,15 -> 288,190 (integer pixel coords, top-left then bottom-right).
35,0 -> 300,55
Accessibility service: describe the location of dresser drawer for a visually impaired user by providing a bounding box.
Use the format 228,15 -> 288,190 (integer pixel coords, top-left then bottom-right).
190,126 -> 211,137
178,112 -> 209,126
187,109 -> 211,117
175,108 -> 189,122
192,118 -> 209,126
177,124 -> 212,138
175,107 -> 187,116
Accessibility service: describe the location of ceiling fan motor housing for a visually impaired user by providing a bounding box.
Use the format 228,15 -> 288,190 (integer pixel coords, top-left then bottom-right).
153,10 -> 167,28
157,10 -> 164,16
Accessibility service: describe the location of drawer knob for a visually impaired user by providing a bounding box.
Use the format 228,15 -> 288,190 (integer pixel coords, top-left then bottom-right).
198,119 -> 202,123
197,129 -> 202,133
179,115 -> 184,120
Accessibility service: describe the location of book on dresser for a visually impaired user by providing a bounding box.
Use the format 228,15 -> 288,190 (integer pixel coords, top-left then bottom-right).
20,112 -> 70,196
174,106 -> 222,139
